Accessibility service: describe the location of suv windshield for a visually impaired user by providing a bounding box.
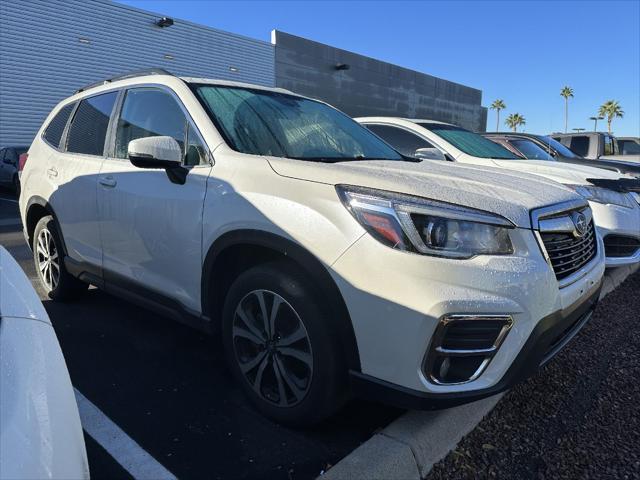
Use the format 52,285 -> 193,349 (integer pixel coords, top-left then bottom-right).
538,136 -> 581,158
417,123 -> 520,159
192,84 -> 403,162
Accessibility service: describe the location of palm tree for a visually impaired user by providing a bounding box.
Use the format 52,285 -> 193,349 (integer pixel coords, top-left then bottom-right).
490,99 -> 506,132
560,86 -> 574,133
598,100 -> 624,134
505,113 -> 526,132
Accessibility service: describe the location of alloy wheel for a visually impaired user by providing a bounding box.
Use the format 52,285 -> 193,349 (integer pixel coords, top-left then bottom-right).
36,228 -> 59,291
232,289 -> 313,407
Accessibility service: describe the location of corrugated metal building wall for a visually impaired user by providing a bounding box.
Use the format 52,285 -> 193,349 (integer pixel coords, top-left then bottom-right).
0,0 -> 275,146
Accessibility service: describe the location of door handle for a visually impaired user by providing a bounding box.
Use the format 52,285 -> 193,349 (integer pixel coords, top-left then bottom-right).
99,176 -> 117,188
47,167 -> 58,177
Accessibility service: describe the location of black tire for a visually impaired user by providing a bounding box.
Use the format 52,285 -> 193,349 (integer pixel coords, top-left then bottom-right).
33,215 -> 88,301
222,261 -> 348,426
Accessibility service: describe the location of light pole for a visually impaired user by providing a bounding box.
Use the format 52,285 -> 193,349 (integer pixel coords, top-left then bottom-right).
589,116 -> 604,132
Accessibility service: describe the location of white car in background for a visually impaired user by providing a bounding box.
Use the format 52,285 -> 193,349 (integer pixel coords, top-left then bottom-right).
0,246 -> 88,479
357,117 -> 640,268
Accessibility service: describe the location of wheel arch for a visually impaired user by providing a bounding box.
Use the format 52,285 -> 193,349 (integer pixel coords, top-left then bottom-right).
202,229 -> 361,372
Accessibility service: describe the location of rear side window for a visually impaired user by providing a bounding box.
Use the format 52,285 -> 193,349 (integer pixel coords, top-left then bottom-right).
569,136 -> 589,157
43,103 -> 75,148
66,92 -> 118,156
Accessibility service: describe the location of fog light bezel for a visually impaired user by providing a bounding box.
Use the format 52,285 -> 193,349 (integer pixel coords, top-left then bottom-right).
423,314 -> 514,385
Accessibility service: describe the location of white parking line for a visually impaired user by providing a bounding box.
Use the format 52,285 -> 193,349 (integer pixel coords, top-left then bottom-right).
74,389 -> 177,480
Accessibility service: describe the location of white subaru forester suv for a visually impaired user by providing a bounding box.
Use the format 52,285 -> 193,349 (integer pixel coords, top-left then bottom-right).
20,70 -> 605,425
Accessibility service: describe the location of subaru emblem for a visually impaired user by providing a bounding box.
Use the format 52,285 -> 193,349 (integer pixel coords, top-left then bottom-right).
572,212 -> 588,237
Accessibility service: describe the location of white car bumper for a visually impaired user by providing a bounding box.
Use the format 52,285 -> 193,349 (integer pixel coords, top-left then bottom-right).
590,201 -> 640,267
331,227 -> 605,402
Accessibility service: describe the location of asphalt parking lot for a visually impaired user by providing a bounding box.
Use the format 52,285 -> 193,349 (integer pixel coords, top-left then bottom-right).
428,268 -> 640,479
0,190 -> 401,480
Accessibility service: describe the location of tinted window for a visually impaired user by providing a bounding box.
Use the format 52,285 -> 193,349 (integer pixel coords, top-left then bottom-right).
569,136 -> 589,157
509,139 -> 554,160
66,92 -> 117,156
44,103 -> 75,148
4,149 -> 18,163
603,135 -> 615,155
193,84 -> 402,162
418,123 -> 520,159
365,124 -> 434,157
115,88 -> 187,160
538,136 -> 581,158
619,140 -> 640,155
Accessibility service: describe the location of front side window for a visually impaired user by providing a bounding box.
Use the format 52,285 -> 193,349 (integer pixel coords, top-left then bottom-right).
568,136 -> 589,157
66,93 -> 117,155
364,124 -> 434,157
509,139 -> 554,160
192,84 -> 403,162
115,88 -> 189,161
418,123 -> 519,159
44,103 -> 75,149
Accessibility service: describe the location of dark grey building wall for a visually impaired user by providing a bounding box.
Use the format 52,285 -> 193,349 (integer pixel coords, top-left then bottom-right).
273,31 -> 487,132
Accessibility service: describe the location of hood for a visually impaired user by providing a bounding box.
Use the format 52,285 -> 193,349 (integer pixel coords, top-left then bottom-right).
490,159 -> 629,185
267,157 -> 584,228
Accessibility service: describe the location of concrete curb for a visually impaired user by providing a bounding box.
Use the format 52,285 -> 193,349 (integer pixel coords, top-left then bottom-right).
321,265 -> 638,480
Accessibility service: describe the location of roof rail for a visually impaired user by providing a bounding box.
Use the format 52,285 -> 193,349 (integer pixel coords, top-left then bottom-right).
74,68 -> 174,94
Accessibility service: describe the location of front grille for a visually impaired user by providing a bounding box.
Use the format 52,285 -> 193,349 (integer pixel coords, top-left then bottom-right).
540,220 -> 597,280
603,235 -> 640,258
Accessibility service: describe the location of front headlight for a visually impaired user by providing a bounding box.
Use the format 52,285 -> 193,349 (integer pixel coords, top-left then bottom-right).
566,184 -> 637,209
337,185 -> 514,258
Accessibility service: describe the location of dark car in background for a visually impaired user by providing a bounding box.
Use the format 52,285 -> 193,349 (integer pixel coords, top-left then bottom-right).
551,132 -> 640,162
483,133 -> 640,179
0,146 -> 29,195
617,137 -> 640,155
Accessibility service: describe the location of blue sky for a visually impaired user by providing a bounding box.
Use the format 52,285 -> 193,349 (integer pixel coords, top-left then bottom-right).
119,0 -> 639,136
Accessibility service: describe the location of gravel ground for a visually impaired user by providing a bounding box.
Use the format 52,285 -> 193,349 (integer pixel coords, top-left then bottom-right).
427,270 -> 640,480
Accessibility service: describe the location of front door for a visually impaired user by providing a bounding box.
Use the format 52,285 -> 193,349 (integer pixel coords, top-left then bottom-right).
97,86 -> 211,312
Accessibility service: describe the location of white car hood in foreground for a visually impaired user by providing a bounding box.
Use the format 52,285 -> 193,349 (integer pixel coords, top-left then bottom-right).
267,157 -> 583,228
0,247 -> 89,480
489,158 -> 627,185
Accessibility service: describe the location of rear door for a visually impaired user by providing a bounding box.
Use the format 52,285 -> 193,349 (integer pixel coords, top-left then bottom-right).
51,91 -> 118,268
97,86 -> 211,312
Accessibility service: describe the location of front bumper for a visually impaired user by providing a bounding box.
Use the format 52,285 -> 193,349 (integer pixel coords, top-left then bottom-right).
349,283 -> 601,409
331,226 -> 605,396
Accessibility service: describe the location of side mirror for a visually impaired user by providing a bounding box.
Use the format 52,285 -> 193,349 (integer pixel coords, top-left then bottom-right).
128,136 -> 183,168
414,147 -> 446,161
128,136 -> 187,184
